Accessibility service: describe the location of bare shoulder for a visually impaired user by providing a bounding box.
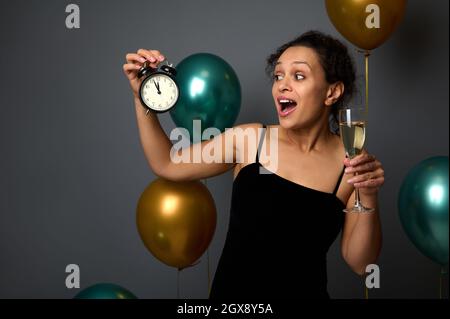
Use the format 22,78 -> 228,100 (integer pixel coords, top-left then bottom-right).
232,122 -> 264,131
231,122 -> 265,178
232,122 -> 264,152
229,122 -> 265,143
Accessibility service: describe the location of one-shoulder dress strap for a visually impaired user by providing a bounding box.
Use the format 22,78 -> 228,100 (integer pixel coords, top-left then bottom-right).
255,124 -> 267,163
332,165 -> 346,196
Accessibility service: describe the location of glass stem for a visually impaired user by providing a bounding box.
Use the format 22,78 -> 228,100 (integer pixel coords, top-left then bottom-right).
354,172 -> 361,207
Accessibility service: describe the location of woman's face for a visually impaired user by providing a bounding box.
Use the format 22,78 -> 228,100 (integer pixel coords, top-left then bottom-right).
271,46 -> 332,131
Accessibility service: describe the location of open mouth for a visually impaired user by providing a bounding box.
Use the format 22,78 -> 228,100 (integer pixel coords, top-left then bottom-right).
277,97 -> 297,116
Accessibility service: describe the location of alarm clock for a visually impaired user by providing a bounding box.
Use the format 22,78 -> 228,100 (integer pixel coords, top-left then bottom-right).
137,61 -> 179,114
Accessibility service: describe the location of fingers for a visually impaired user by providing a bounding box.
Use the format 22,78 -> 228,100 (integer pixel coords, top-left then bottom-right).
126,53 -> 146,64
352,176 -> 384,189
344,150 -> 385,190
345,159 -> 381,174
136,49 -> 165,68
347,168 -> 385,190
122,63 -> 142,80
123,63 -> 142,71
348,168 -> 383,182
123,49 -> 166,81
344,152 -> 376,167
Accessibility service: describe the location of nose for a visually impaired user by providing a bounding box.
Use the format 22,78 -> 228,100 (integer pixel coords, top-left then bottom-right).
277,78 -> 292,92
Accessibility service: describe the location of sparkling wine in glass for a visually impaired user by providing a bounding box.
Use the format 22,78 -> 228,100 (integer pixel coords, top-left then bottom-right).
339,108 -> 375,213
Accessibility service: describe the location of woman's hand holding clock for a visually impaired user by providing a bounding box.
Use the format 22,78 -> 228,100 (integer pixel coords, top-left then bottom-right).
124,48 -> 178,113
123,49 -> 166,99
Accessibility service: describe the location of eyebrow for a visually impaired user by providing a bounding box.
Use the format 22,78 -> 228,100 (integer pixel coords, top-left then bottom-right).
275,60 -> 312,69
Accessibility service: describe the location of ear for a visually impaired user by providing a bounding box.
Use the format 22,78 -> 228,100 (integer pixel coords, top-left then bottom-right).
324,82 -> 344,106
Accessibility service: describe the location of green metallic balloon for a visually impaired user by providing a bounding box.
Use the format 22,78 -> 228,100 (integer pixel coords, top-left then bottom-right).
74,283 -> 138,299
170,53 -> 241,143
398,156 -> 449,265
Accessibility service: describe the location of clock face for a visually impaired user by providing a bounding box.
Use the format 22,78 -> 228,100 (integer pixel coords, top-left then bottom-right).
140,73 -> 179,112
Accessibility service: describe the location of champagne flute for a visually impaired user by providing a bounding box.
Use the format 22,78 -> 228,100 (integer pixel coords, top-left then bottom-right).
339,107 -> 375,213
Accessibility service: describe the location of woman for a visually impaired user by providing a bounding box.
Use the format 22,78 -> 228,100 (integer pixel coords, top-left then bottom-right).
123,30 -> 384,299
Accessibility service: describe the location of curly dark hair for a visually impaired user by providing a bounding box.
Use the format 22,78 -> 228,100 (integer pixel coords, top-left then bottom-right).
266,30 -> 356,134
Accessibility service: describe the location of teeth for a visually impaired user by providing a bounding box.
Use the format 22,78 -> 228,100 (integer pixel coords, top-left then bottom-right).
279,99 -> 294,103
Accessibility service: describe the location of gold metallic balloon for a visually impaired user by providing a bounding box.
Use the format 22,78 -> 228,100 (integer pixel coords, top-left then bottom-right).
325,0 -> 407,50
136,178 -> 217,270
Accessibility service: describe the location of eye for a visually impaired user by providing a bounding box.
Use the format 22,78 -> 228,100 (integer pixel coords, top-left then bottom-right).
273,74 -> 283,81
295,73 -> 305,80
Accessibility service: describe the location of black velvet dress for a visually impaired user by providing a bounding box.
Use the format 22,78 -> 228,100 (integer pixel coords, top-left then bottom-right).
209,125 -> 345,299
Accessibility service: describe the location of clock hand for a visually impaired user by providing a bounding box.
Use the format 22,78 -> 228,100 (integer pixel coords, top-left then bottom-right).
156,80 -> 161,93
153,80 -> 161,94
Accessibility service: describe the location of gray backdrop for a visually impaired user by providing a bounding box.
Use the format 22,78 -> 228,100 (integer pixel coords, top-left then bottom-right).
0,0 -> 448,299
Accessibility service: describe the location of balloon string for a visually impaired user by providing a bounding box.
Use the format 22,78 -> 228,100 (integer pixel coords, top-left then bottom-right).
355,48 -> 371,116
207,248 -> 211,296
203,178 -> 212,298
365,51 -> 370,116
177,268 -> 180,299
439,266 -> 447,299
362,273 -> 369,300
